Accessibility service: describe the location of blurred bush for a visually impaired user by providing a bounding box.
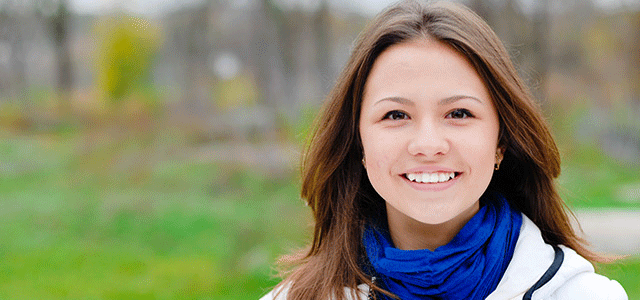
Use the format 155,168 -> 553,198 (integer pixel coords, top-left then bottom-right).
94,15 -> 161,107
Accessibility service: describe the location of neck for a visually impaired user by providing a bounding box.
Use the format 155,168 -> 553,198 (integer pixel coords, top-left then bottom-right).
386,201 -> 480,251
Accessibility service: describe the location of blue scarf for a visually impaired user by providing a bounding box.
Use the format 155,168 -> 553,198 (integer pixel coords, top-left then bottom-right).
362,192 -> 522,300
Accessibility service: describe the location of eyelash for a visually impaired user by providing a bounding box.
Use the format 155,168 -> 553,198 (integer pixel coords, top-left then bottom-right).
381,108 -> 474,121
382,110 -> 409,120
446,108 -> 474,119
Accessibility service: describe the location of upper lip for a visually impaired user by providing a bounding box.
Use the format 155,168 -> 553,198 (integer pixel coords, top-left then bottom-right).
403,166 -> 459,174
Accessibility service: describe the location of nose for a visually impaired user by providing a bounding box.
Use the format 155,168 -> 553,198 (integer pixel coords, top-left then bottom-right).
406,120 -> 450,158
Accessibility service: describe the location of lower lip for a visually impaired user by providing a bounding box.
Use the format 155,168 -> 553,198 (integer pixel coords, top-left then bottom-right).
402,173 -> 460,192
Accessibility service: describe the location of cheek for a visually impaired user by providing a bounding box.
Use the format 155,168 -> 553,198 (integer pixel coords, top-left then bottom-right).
458,126 -> 499,170
366,142 -> 392,170
373,152 -> 392,174
362,131 -> 400,175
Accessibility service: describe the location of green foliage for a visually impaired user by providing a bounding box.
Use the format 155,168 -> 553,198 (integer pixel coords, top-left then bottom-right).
0,132 -> 307,299
214,73 -> 260,110
0,102 -> 29,131
0,130 -> 637,299
94,15 -> 161,103
549,100 -> 640,208
291,104 -> 321,147
559,145 -> 640,208
275,104 -> 322,147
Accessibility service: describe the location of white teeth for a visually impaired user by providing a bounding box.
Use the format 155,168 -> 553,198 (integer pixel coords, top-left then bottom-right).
430,173 -> 439,182
421,173 -> 430,183
405,172 -> 456,183
439,173 -> 447,182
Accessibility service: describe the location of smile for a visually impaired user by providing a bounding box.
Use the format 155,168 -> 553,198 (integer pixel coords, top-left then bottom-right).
404,172 -> 460,184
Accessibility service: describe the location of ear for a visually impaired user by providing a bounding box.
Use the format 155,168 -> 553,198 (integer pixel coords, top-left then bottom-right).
497,146 -> 506,156
496,146 -> 506,162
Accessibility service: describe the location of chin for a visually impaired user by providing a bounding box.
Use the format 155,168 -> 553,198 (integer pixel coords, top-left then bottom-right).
404,201 -> 479,225
410,213 -> 458,225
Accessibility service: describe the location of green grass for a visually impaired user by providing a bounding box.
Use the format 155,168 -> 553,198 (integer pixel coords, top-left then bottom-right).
0,130 -> 638,299
597,257 -> 640,297
558,144 -> 640,208
0,132 -> 309,299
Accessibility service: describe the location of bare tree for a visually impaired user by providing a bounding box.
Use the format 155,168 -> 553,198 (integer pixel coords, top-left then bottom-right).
2,3 -> 28,99
250,0 -> 287,108
632,11 -> 640,106
313,0 -> 332,97
0,0 -> 74,122
47,0 -> 73,119
0,0 -> 33,127
184,4 -> 210,117
531,0 -> 550,103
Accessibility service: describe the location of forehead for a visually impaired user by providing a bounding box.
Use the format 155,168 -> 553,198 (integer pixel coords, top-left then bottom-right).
362,39 -> 491,106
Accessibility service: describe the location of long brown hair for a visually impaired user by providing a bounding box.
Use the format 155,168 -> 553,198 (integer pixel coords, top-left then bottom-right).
276,1 -> 599,299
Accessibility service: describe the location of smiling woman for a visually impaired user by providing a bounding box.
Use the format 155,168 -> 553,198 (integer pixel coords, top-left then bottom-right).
359,40 -> 500,240
260,1 -> 628,300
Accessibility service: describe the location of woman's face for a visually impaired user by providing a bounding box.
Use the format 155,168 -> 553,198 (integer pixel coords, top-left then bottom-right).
359,39 -> 501,227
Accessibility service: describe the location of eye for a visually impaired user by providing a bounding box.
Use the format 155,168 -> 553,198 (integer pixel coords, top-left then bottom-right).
446,108 -> 474,119
382,110 -> 409,120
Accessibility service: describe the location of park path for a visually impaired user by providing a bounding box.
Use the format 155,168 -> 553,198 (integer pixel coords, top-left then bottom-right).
574,209 -> 640,256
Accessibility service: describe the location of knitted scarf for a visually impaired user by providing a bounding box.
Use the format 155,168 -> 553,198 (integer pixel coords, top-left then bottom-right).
362,192 -> 522,299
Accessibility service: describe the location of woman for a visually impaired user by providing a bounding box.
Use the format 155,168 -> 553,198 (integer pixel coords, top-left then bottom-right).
261,1 -> 628,299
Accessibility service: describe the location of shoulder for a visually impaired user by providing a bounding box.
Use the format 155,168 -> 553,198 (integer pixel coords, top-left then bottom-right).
540,245 -> 627,299
258,282 -> 371,300
259,283 -> 289,300
488,215 -> 628,300
550,269 -> 628,300
259,289 -> 278,300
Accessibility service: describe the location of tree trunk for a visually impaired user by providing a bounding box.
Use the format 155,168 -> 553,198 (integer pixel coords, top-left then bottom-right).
51,0 -> 73,120
631,12 -> 640,107
185,6 -> 209,119
314,0 -> 332,98
531,0 -> 550,104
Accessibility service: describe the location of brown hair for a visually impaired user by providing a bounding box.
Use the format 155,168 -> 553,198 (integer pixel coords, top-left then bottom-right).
275,1 -> 599,299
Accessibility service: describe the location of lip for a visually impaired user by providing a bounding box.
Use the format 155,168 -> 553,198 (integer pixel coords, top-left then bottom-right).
401,167 -> 462,192
404,166 -> 458,174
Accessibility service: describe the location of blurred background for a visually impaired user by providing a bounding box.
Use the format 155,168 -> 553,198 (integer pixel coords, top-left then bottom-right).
0,0 -> 639,298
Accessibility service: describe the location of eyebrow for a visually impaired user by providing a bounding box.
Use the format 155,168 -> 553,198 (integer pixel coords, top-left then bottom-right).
374,95 -> 484,106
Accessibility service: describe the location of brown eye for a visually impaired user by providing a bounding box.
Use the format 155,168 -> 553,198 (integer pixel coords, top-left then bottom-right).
383,110 -> 409,120
447,109 -> 473,119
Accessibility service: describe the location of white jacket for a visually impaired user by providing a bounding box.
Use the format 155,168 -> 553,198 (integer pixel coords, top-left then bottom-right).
260,215 -> 628,300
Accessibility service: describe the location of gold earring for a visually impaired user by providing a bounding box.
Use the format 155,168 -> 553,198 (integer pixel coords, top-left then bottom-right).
362,156 -> 366,168
494,152 -> 502,170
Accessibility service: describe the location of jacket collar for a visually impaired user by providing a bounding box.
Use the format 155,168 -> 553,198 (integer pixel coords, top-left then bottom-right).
487,214 -> 594,299
359,214 -> 596,300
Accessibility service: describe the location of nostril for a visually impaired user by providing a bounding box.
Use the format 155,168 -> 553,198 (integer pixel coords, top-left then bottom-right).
406,136 -> 450,157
